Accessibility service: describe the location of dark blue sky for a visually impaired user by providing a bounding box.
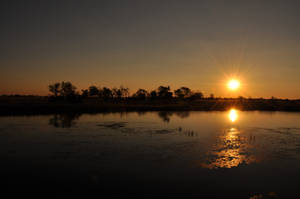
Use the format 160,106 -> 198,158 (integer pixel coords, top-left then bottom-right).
1,0 -> 300,98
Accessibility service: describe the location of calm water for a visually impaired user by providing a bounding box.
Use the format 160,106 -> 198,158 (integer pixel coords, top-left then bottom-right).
1,110 -> 300,198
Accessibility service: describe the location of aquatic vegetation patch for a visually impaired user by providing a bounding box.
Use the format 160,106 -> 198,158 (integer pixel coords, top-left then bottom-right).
97,122 -> 128,129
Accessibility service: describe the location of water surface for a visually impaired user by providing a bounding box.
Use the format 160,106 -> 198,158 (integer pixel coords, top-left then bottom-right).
1,110 -> 300,198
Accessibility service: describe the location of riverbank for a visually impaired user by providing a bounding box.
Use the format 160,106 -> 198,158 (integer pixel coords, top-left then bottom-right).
1,96 -> 300,115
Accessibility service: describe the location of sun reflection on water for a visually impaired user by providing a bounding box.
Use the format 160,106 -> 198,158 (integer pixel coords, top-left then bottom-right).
198,109 -> 258,169
199,127 -> 257,169
228,108 -> 238,122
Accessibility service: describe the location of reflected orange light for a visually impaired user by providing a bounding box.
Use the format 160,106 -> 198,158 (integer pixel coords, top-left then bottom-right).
228,108 -> 238,122
197,126 -> 258,169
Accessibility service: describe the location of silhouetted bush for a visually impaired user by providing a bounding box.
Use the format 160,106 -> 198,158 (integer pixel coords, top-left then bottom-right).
188,92 -> 203,100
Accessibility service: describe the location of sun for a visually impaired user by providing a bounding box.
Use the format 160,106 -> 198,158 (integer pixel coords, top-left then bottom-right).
227,79 -> 240,90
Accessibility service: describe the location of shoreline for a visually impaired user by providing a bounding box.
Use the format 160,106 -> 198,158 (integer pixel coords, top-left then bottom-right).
1,98 -> 300,115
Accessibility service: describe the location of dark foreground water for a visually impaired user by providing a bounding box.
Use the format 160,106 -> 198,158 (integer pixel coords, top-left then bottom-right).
1,110 -> 300,198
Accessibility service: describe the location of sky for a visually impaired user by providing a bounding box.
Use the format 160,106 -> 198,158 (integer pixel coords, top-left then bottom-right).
1,0 -> 300,98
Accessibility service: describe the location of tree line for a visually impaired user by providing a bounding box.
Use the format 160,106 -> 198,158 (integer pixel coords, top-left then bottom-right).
48,81 -> 208,101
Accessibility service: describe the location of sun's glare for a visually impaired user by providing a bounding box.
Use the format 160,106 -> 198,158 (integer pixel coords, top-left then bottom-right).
228,109 -> 238,122
227,79 -> 240,90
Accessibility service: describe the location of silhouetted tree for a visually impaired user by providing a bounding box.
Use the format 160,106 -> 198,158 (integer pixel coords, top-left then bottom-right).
109,86 -> 130,99
48,81 -> 79,102
48,82 -> 61,97
209,93 -> 214,99
134,89 -> 148,100
88,85 -> 99,96
158,86 -> 173,99
60,81 -> 76,98
120,86 -> 130,98
112,87 -> 122,99
99,87 -> 113,100
174,87 -> 191,99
